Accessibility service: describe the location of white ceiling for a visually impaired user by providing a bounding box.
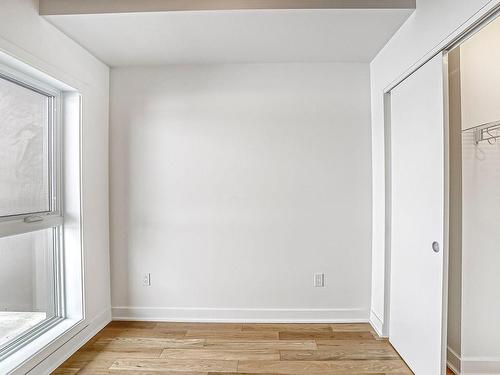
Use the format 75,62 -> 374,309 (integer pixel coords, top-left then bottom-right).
46,9 -> 413,66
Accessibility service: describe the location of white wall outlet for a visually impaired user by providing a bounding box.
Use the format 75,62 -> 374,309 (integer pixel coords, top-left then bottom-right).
314,273 -> 325,287
143,273 -> 151,286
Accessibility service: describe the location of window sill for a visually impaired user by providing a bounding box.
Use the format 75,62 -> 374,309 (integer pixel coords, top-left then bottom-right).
0,317 -> 85,374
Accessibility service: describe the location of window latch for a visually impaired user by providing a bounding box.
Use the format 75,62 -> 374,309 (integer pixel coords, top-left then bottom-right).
24,215 -> 44,223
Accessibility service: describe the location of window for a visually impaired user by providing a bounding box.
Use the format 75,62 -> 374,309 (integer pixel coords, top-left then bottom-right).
0,69 -> 64,359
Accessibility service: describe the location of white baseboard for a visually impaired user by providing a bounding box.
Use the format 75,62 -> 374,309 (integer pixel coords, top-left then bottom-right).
112,306 -> 370,323
461,357 -> 500,375
25,308 -> 111,375
447,346 -> 461,375
369,309 -> 385,338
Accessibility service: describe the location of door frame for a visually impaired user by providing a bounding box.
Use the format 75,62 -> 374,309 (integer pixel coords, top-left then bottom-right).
381,2 -> 500,372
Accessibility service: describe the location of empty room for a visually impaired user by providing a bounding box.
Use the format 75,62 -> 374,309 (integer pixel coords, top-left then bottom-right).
0,1 -> 499,374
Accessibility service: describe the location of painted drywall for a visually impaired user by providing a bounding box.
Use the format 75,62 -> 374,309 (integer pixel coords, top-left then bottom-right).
44,9 -> 413,66
110,63 -> 372,322
461,17 -> 500,130
369,0 -> 499,335
460,18 -> 500,364
461,126 -> 500,367
0,0 -> 110,373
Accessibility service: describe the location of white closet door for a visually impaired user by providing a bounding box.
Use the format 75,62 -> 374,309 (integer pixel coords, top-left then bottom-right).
389,53 -> 447,375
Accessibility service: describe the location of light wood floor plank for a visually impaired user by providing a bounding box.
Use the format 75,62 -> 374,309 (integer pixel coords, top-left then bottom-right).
211,373 -> 389,375
330,323 -> 374,332
83,371 -> 207,375
92,337 -> 206,350
237,359 -> 412,374
63,350 -> 161,361
185,330 -> 279,340
316,339 -> 392,349
110,358 -> 238,372
99,328 -> 188,339
161,348 -> 280,360
57,358 -> 115,371
52,369 -> 79,375
280,348 -> 400,361
279,330 -> 374,340
107,321 -> 158,329
203,339 -> 317,351
157,323 -> 243,331
241,323 -> 332,332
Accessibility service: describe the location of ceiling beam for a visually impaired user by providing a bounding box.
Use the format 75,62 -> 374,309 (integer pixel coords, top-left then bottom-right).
39,0 -> 416,15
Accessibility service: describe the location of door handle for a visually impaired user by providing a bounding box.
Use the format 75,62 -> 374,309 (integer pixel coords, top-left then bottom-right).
24,215 -> 44,223
432,241 -> 440,253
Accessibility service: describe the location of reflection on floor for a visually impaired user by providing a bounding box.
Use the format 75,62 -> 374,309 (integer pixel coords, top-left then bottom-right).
0,311 -> 46,347
54,322 -> 413,374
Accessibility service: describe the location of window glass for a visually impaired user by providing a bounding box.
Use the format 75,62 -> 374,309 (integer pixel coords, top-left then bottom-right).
0,229 -> 56,348
0,77 -> 50,217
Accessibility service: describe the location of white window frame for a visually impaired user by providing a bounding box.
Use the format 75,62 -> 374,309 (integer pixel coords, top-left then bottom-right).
0,62 -> 66,360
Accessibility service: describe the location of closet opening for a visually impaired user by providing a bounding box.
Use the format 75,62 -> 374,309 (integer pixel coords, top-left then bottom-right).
446,13 -> 500,375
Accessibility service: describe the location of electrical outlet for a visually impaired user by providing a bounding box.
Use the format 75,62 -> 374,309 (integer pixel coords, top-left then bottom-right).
143,273 -> 151,286
314,273 -> 325,287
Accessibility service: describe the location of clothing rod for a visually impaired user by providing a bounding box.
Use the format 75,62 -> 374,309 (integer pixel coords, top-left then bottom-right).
469,120 -> 500,144
462,119 -> 500,133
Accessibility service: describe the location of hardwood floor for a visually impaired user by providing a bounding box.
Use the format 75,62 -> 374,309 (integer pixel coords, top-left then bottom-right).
53,322 -> 413,374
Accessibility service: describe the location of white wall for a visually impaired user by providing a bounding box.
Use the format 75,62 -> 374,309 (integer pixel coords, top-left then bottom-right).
110,63 -> 372,322
461,18 -> 500,130
369,0 -> 499,335
0,0 -> 110,373
461,130 -> 500,368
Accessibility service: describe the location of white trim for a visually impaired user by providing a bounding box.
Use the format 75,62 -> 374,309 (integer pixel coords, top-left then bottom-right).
369,309 -> 385,338
383,91 -> 392,341
112,307 -> 369,323
39,0 -> 417,15
0,216 -> 63,238
0,60 -> 61,98
447,346 -> 461,375
461,357 -> 500,375
382,2 -> 500,94
0,59 -> 63,235
18,308 -> 111,375
1,319 -> 83,375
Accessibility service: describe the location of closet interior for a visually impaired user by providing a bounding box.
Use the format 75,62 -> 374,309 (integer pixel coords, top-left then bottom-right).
447,14 -> 500,375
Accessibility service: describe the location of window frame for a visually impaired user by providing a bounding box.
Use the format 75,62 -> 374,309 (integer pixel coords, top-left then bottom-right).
0,63 -> 66,360
0,64 -> 63,227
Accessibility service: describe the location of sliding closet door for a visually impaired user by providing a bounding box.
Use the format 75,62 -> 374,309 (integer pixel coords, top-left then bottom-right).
389,53 -> 448,375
